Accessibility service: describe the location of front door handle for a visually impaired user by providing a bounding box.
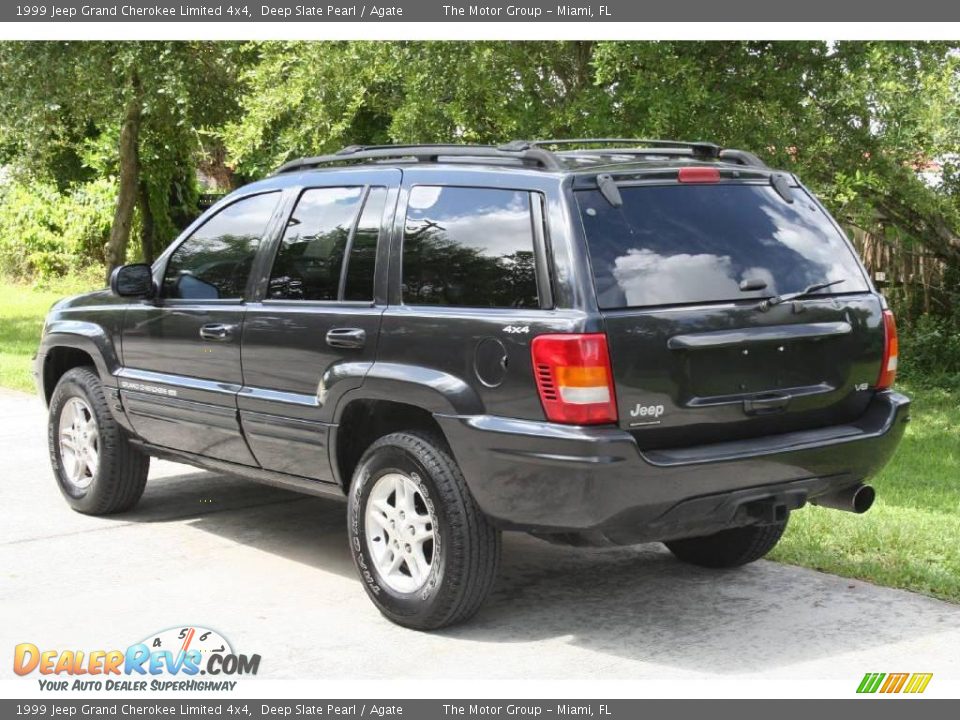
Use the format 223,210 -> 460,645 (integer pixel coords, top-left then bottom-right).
199,323 -> 236,341
326,327 -> 366,349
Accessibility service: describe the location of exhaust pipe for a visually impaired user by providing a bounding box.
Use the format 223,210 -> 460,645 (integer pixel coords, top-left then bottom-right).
812,484 -> 876,514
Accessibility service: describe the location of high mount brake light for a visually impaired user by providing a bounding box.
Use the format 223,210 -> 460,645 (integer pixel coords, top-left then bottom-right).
877,309 -> 899,390
678,167 -> 721,183
531,334 -> 618,425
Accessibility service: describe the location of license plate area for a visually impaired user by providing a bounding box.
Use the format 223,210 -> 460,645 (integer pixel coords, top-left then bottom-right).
684,341 -> 834,398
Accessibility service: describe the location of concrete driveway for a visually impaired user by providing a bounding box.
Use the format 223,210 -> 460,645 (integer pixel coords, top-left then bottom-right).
2,387 -> 958,682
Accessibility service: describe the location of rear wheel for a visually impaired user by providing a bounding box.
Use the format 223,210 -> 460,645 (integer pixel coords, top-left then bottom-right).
664,518 -> 788,569
47,366 -> 149,515
347,431 -> 500,630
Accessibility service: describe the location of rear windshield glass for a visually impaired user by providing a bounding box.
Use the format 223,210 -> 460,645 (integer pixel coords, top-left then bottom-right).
577,183 -> 869,309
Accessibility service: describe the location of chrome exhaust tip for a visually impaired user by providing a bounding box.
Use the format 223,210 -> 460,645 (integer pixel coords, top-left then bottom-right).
812,484 -> 876,514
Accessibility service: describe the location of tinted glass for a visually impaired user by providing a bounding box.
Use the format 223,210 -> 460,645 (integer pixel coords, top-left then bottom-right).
402,186 -> 538,308
163,192 -> 279,300
343,187 -> 387,302
268,187 -> 364,301
578,184 -> 869,309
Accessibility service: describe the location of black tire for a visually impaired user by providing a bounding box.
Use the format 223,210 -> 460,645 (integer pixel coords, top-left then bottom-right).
347,431 -> 500,630
47,366 -> 149,515
664,518 -> 788,569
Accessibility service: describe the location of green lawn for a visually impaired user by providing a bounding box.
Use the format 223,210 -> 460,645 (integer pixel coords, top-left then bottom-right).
1,283 -> 70,392
771,384 -> 960,602
1,281 -> 957,602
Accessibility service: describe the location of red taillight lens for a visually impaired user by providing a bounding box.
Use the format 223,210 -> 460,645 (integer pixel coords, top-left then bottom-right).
877,309 -> 899,390
678,167 -> 721,183
531,333 -> 618,425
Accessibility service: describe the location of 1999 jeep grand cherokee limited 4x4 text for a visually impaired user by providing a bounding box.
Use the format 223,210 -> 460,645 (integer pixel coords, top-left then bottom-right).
36,139 -> 909,629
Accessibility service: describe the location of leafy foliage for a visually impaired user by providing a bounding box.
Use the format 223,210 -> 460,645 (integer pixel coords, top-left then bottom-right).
224,42 -> 960,260
1,41 -> 959,376
0,41 -> 245,273
0,178 -> 115,280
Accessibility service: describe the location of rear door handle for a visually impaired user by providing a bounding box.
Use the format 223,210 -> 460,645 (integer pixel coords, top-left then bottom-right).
326,327 -> 366,349
199,323 -> 236,341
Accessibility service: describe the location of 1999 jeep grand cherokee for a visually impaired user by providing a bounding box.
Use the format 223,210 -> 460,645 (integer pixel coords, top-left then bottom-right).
36,140 -> 909,629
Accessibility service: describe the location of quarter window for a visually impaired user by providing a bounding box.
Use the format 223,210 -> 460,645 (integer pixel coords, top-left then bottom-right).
402,186 -> 539,308
162,192 -> 279,300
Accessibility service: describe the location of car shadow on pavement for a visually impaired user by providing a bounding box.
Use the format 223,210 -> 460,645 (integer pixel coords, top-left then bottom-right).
130,468 -> 959,675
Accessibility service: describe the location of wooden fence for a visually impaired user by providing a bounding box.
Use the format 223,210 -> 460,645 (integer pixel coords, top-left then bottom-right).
849,227 -> 948,315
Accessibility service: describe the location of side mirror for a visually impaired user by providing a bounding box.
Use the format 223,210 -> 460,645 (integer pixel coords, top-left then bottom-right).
110,264 -> 155,298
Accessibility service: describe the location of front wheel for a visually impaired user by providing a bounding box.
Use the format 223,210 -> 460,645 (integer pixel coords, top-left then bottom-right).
47,366 -> 149,515
347,431 -> 500,630
664,518 -> 788,569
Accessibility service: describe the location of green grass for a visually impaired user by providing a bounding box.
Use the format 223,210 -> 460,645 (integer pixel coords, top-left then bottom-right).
0,279 -> 957,601
771,384 -> 960,602
0,277 -> 100,392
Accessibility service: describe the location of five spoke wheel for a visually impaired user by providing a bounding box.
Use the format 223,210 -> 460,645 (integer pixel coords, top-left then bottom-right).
58,397 -> 99,489
364,472 -> 437,593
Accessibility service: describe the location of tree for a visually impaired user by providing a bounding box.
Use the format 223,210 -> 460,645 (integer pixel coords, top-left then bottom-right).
222,41 -> 609,174
224,41 -> 960,269
590,42 -> 960,264
0,41 -> 245,279
4,41 -> 959,289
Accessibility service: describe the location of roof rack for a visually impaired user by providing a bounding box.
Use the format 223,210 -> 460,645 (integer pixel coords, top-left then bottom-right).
273,139 -> 767,175
273,143 -> 565,174
509,138 -> 767,168
517,138 -> 721,159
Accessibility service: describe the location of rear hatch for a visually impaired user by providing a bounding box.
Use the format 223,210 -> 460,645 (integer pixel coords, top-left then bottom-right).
575,170 -> 886,450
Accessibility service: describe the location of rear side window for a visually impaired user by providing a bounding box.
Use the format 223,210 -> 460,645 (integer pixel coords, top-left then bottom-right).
163,192 -> 279,300
402,186 -> 539,308
577,184 -> 870,309
268,187 -> 364,301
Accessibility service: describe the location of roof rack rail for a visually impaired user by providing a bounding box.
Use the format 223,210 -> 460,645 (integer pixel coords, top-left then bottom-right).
516,138 -> 768,168
523,138 -> 722,159
717,148 -> 767,168
274,143 -> 565,174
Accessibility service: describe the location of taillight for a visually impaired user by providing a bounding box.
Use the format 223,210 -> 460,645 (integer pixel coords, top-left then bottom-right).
877,309 -> 899,390
678,167 -> 720,183
531,334 -> 618,425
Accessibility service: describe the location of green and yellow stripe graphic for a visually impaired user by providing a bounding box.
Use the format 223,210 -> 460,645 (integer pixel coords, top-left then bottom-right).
857,672 -> 933,694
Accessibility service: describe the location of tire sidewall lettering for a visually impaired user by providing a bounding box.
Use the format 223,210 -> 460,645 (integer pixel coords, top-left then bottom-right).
350,466 -> 382,596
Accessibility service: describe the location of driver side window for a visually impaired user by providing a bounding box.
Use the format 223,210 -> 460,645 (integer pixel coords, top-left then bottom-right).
162,192 -> 280,300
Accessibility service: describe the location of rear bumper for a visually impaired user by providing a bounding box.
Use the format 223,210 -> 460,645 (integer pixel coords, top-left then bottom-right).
436,390 -> 910,542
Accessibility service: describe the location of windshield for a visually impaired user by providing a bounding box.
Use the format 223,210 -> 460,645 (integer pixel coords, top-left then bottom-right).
577,183 -> 870,309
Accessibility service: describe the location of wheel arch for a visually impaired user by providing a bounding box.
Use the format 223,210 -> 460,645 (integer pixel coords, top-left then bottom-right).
41,330 -> 118,404
331,395 -> 454,492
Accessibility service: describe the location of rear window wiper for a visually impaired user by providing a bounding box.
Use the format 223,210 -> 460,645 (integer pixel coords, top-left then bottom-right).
758,279 -> 846,311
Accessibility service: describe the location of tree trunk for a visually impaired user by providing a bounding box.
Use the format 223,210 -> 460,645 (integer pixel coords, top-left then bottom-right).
104,78 -> 142,282
138,179 -> 156,266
